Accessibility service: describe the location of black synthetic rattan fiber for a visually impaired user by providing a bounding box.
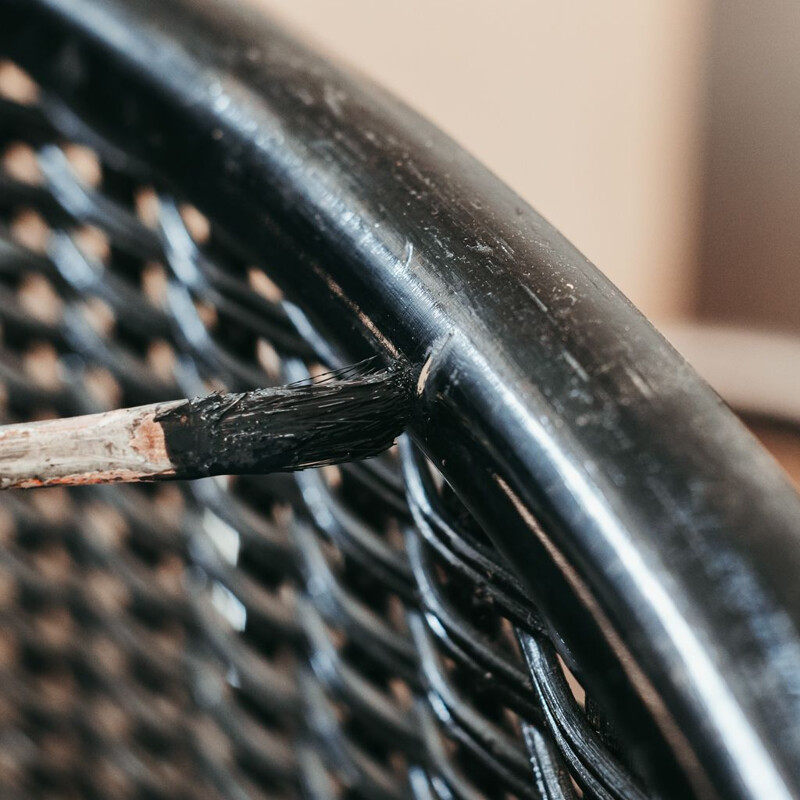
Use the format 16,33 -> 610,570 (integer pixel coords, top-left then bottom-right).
0,60 -> 645,800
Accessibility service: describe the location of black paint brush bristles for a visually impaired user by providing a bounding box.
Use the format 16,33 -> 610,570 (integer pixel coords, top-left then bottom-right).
156,361 -> 415,478
0,359 -> 415,489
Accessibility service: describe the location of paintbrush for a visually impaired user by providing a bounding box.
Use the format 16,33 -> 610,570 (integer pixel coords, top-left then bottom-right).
0,361 -> 414,490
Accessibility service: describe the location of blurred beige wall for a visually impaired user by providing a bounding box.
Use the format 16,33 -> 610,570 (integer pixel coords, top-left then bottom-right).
697,0 -> 800,335
246,0 -> 709,320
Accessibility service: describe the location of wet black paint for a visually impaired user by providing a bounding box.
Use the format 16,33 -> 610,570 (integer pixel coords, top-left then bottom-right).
155,362 -> 414,478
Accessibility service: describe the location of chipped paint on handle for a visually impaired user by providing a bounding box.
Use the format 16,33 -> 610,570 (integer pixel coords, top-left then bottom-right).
0,400 -> 179,489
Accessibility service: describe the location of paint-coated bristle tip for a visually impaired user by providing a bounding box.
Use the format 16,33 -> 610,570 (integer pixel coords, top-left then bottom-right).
156,359 -> 416,477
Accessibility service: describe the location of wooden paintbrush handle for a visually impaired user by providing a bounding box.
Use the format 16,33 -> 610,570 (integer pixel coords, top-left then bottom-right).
0,400 -> 182,489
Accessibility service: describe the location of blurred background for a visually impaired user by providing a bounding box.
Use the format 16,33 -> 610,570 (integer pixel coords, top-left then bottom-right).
251,0 -> 800,480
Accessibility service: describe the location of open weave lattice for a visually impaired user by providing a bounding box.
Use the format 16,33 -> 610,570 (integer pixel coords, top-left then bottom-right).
0,63 -> 645,800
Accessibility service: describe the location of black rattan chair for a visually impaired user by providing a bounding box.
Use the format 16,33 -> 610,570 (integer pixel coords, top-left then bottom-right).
1,1 -> 800,798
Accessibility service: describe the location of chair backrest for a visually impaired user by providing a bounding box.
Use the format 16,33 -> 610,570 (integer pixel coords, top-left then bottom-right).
2,1 -> 800,798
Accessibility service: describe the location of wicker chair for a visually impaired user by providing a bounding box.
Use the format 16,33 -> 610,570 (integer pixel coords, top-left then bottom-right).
1,1 -> 799,798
